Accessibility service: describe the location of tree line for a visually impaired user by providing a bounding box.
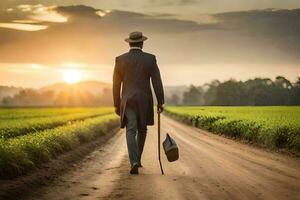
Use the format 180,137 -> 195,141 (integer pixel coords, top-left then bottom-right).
1,88 -> 113,107
166,76 -> 300,106
2,76 -> 299,106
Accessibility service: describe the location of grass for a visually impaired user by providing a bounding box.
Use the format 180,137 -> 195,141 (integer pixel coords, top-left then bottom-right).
165,106 -> 300,153
0,107 -> 114,139
0,108 -> 119,178
0,107 -> 106,120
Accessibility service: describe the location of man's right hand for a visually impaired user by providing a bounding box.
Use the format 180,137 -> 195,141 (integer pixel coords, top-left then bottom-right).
157,104 -> 164,114
115,107 -> 120,116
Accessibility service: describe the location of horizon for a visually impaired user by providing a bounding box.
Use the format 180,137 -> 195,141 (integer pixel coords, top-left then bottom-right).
1,75 -> 299,90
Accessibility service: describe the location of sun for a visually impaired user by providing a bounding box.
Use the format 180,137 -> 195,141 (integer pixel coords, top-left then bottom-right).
63,69 -> 81,84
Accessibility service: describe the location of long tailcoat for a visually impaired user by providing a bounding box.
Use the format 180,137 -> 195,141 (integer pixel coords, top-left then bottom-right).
113,49 -> 164,132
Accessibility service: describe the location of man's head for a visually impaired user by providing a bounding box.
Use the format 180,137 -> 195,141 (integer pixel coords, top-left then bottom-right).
125,31 -> 147,49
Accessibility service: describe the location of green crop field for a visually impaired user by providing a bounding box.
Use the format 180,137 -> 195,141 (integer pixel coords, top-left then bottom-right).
0,107 -> 119,178
165,106 -> 300,153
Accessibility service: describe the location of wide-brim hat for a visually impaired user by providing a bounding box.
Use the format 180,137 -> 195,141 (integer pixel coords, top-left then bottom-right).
125,31 -> 148,43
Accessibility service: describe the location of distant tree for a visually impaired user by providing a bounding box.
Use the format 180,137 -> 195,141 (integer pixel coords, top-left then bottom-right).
170,94 -> 180,105
273,76 -> 292,105
203,80 -> 220,105
183,85 -> 203,105
275,76 -> 292,89
54,91 -> 69,106
290,77 -> 300,105
166,93 -> 181,105
200,76 -> 300,106
244,78 -> 274,106
5,89 -> 41,106
212,79 -> 247,105
2,96 -> 13,105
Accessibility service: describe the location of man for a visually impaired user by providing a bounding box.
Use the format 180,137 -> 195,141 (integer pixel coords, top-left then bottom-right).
113,31 -> 164,175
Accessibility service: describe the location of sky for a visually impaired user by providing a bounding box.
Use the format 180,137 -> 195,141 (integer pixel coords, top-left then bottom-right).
0,0 -> 300,87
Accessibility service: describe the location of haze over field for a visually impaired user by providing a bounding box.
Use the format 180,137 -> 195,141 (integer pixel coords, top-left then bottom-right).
0,0 -> 300,87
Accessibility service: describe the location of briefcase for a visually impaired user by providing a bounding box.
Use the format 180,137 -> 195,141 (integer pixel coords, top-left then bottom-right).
163,133 -> 179,162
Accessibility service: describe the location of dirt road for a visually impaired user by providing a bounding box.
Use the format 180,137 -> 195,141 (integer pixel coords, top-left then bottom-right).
31,115 -> 300,200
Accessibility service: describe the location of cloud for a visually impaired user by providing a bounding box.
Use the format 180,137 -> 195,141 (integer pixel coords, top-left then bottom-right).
29,5 -> 68,22
219,8 -> 300,33
0,22 -> 47,31
148,0 -> 198,6
55,5 -> 100,18
213,8 -> 300,57
0,4 -> 67,32
18,4 -> 34,12
0,4 -> 299,69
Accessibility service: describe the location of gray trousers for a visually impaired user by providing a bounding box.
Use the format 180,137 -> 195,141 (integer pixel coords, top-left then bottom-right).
124,107 -> 147,167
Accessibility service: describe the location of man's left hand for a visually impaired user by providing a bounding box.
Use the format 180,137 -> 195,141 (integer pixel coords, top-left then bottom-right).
157,104 -> 164,114
115,107 -> 120,116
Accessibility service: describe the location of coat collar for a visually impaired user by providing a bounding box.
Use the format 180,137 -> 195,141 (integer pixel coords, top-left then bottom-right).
129,47 -> 142,52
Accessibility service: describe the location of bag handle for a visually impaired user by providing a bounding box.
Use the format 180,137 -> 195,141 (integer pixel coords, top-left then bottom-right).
166,133 -> 173,145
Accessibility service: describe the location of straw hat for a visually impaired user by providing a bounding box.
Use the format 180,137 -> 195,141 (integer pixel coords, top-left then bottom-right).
125,31 -> 148,43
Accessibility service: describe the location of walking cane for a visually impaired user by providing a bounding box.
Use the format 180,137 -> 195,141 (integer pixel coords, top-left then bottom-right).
158,111 -> 164,175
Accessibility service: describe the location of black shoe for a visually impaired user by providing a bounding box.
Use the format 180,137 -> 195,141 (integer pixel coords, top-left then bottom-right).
130,163 -> 139,174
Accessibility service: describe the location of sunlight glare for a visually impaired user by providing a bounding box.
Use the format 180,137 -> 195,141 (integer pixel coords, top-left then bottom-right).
63,69 -> 81,84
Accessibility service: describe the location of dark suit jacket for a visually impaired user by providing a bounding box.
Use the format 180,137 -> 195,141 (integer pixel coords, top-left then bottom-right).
113,49 -> 164,132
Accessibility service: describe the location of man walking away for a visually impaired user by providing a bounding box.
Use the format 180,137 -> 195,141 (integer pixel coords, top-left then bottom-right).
113,31 -> 164,174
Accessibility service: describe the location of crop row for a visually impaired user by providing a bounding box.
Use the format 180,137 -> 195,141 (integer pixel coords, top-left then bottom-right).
0,108 -> 114,139
165,106 -> 300,153
0,114 -> 119,178
0,107 -> 106,120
